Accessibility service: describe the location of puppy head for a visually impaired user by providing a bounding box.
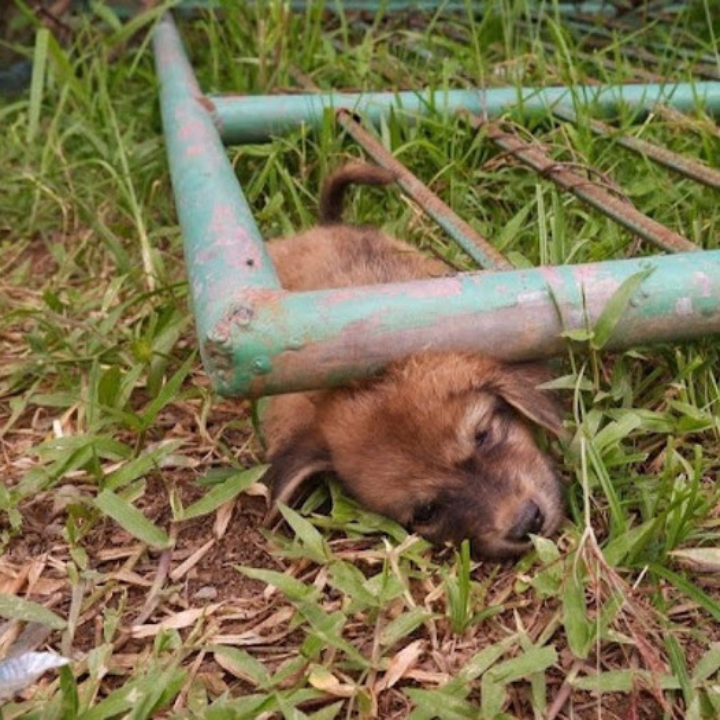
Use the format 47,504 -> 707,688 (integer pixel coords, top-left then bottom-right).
267,352 -> 565,560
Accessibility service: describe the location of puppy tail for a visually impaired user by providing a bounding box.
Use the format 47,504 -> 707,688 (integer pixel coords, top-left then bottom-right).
319,162 -> 397,225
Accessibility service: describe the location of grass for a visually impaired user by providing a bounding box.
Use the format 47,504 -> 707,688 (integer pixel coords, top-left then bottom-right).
2,0 -> 720,717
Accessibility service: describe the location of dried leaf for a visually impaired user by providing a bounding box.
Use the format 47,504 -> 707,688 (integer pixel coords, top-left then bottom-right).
670,548 -> 720,573
376,639 -> 424,691
308,665 -> 356,698
130,603 -> 222,638
169,539 -> 215,582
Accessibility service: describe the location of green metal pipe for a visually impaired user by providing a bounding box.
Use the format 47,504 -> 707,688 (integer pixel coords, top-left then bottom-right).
213,251 -> 720,397
212,82 -> 720,144
152,13 -> 280,377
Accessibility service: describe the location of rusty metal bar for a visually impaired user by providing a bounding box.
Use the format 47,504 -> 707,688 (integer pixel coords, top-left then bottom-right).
466,113 -> 699,255
336,109 -> 513,271
570,27 -> 720,82
261,59 -> 510,271
650,104 -> 720,141
572,13 -> 719,70
554,105 -> 720,192
623,1 -> 686,18
532,36 -> 665,84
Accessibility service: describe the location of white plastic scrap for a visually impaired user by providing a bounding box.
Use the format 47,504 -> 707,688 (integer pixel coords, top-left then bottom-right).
0,651 -> 69,699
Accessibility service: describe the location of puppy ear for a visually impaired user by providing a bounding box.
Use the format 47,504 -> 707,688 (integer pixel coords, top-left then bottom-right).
262,433 -> 333,525
492,363 -> 566,437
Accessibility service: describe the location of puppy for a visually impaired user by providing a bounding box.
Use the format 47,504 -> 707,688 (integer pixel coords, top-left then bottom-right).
262,163 -> 565,560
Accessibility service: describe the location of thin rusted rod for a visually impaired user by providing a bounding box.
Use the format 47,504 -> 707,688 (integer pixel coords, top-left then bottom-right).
575,13 -> 719,70
554,105 -> 720,192
574,33 -> 720,82
337,109 -> 512,271
535,38 -> 665,84
466,113 -> 698,255
286,67 -> 507,270
649,104 -> 720,141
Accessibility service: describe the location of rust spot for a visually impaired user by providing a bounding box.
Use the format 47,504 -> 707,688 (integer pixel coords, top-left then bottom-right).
227,305 -> 255,327
208,305 -> 255,350
204,336 -> 234,376
196,94 -> 217,113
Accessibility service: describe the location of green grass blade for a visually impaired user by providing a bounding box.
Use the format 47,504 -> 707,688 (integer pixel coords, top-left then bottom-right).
94,489 -> 172,550
277,503 -> 331,564
181,465 -> 268,520
138,353 -> 196,430
237,567 -> 317,603
563,567 -> 590,658
0,594 -> 67,630
592,268 -> 654,350
104,440 -> 185,491
649,564 -> 720,622
26,28 -> 49,144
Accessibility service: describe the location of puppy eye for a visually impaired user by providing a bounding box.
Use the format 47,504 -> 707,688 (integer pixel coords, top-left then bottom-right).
474,429 -> 490,449
413,503 -> 438,525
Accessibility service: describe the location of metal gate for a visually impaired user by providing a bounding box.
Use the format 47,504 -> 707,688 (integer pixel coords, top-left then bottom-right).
153,3 -> 720,398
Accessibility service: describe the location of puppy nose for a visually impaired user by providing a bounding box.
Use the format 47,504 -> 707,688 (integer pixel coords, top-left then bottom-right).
507,500 -> 544,542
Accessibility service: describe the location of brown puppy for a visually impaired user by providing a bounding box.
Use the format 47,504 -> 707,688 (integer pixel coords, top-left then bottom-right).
262,163 -> 565,560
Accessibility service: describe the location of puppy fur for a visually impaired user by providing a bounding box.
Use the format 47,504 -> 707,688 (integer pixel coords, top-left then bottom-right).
262,162 -> 565,560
